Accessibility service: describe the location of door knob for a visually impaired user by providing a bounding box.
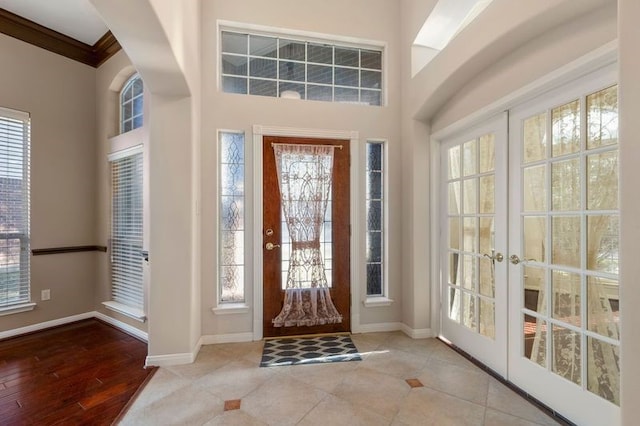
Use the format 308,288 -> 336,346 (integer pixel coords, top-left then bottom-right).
510,254 -> 521,265
265,242 -> 280,250
483,250 -> 504,263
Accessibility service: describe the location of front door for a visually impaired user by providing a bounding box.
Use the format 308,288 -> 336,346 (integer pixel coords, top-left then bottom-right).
262,136 -> 350,337
439,113 -> 508,376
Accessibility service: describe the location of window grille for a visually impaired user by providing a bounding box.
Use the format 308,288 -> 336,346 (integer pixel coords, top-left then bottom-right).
120,74 -> 144,133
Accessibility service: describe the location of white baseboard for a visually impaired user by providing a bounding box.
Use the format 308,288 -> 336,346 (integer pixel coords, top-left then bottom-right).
145,352 -> 196,367
0,312 -> 95,340
352,321 -> 403,334
93,311 -> 148,341
200,332 -> 254,345
401,323 -> 433,339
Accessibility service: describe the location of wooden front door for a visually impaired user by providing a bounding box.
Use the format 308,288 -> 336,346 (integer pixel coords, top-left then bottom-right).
263,136 -> 350,337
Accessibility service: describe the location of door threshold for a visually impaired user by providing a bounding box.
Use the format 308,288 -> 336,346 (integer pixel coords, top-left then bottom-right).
263,331 -> 351,340
436,337 -> 575,426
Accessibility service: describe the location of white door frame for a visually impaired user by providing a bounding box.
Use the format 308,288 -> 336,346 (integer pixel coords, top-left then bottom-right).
252,125 -> 361,341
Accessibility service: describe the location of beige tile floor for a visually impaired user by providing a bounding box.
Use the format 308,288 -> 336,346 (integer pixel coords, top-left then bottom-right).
119,332 -> 562,426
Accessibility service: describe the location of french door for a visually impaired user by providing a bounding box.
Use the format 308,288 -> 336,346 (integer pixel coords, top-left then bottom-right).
262,136 -> 351,338
508,68 -> 619,425
440,65 -> 620,425
440,114 -> 508,377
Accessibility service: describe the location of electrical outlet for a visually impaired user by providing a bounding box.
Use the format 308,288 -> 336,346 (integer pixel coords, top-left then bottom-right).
41,289 -> 50,301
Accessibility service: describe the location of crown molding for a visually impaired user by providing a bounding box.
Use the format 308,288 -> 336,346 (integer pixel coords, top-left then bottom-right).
0,7 -> 121,68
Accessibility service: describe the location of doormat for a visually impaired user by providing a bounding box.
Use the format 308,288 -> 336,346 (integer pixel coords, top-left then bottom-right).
260,335 -> 361,367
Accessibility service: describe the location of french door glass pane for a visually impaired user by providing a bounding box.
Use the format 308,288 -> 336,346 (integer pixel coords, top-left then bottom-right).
552,326 -> 582,386
587,86 -> 618,149
587,151 -> 618,210
523,165 -> 547,211
524,266 -> 546,314
551,270 -> 581,327
524,316 -> 547,368
523,113 -> 547,163
587,337 -> 620,405
552,100 -> 580,157
552,158 -> 580,211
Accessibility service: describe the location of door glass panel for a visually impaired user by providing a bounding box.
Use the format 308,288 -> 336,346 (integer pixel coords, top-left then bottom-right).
449,287 -> 460,322
479,218 -> 494,255
479,258 -> 494,297
523,165 -> 547,211
552,216 -> 580,268
587,215 -> 619,273
524,315 -> 547,368
523,216 -> 546,263
479,134 -> 495,172
551,270 -> 581,327
479,175 -> 495,214
463,140 -> 477,176
587,337 -> 620,405
587,85 -> 618,150
587,151 -> 618,210
587,276 -> 619,337
449,181 -> 460,214
449,253 -> 461,286
552,158 -> 580,211
552,100 -> 580,157
463,217 -> 477,252
479,298 -> 495,338
552,326 -> 582,386
523,113 -> 547,163
449,217 -> 460,250
463,291 -> 476,329
462,254 -> 476,290
448,145 -> 461,179
463,178 -> 477,214
524,266 -> 546,314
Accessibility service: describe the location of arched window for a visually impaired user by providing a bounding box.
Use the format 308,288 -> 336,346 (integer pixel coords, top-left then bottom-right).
120,74 -> 143,133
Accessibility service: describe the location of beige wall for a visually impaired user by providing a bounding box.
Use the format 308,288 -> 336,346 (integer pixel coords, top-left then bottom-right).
200,0 -> 404,338
618,0 -> 639,423
0,34 -> 98,331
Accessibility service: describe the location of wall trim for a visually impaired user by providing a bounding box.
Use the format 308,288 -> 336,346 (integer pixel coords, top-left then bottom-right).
0,311 -> 94,340
145,352 -> 195,368
353,321 -> 402,334
401,324 -> 433,339
93,311 -> 148,341
200,332 -> 255,345
0,7 -> 121,67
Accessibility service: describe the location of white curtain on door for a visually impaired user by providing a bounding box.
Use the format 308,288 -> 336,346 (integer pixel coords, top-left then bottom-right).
271,143 -> 342,327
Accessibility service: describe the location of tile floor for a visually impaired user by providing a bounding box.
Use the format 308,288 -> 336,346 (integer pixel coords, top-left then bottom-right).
119,332 -> 562,426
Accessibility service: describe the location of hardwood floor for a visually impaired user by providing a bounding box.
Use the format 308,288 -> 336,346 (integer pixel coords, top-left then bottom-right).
0,319 -> 155,425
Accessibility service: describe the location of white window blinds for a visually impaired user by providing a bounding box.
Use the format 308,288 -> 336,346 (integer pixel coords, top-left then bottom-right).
0,107 -> 30,308
110,147 -> 144,310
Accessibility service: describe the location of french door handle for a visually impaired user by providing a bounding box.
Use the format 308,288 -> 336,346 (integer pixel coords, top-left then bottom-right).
509,254 -> 521,265
483,251 -> 504,262
265,242 -> 281,250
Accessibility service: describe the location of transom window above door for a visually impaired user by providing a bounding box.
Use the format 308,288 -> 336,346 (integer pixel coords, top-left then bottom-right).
220,29 -> 383,106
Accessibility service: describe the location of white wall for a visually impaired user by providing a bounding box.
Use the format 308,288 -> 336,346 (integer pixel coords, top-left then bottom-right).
0,34 -> 99,331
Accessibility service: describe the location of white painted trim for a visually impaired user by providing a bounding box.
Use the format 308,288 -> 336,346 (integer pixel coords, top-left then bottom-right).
107,143 -> 143,162
0,311 -> 94,340
252,125 -> 361,340
0,302 -> 36,317
0,106 -> 29,121
430,40 -> 617,141
363,297 -> 394,308
93,311 -> 148,341
200,332 -> 255,345
352,322 -> 402,334
102,301 -> 146,322
430,134 -> 442,339
401,324 -> 433,339
211,303 -> 250,315
145,352 -> 195,367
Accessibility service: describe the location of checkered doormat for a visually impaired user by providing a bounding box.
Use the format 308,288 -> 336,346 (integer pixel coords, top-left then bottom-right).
260,335 -> 362,367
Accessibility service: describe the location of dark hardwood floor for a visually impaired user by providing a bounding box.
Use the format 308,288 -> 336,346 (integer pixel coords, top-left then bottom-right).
0,319 -> 155,425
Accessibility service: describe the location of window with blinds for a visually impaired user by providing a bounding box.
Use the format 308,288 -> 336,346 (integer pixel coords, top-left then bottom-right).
110,148 -> 144,312
0,108 -> 30,309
